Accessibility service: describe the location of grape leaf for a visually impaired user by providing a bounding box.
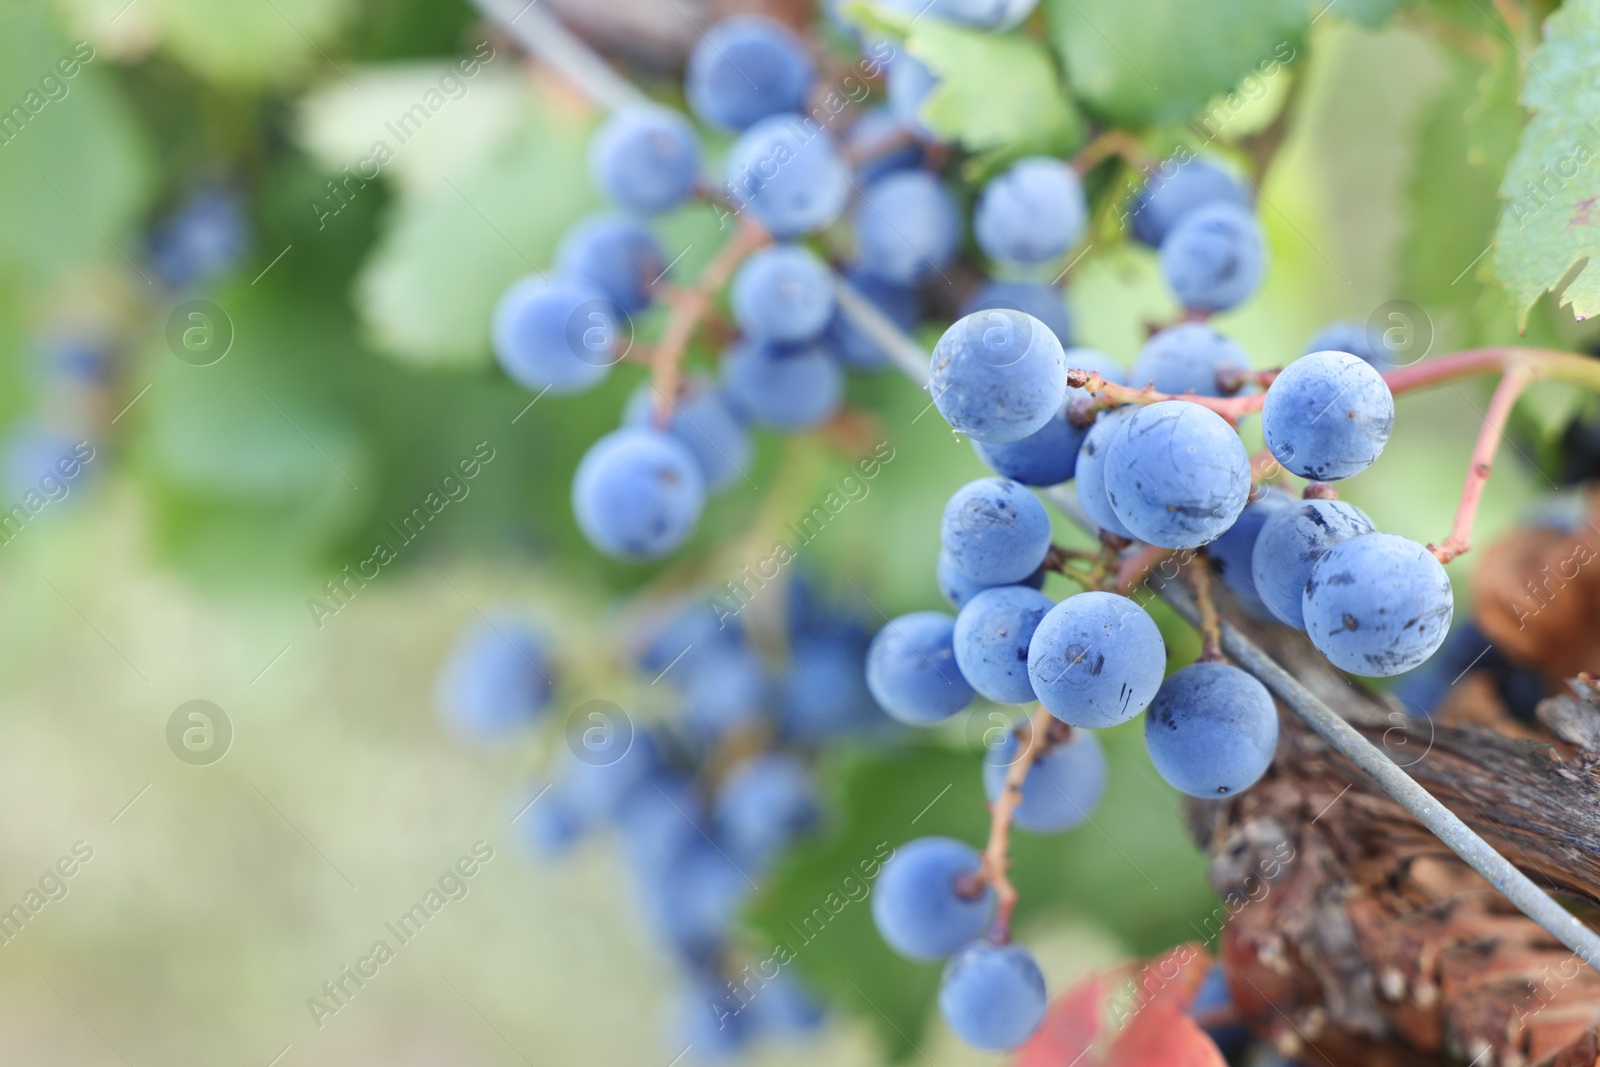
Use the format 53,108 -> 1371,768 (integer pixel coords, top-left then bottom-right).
1492,0 -> 1600,325
1335,0 -> 1408,29
1043,0 -> 1308,128
1107,1006 -> 1227,1067
1015,976 -> 1105,1067
907,20 -> 1084,156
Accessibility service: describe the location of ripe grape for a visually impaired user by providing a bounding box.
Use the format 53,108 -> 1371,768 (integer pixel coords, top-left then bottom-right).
683,641 -> 766,739
827,264 -> 920,370
961,281 -> 1073,347
870,836 -> 994,959
1103,401 -> 1251,550
555,214 -> 665,316
726,116 -> 850,238
930,309 -> 1069,444
1129,157 -> 1251,247
846,105 -> 927,184
886,54 -> 939,140
588,106 -> 701,215
953,585 -> 1056,703
651,840 -> 751,961
969,347 -> 1122,487
1131,324 -> 1247,398
780,631 -> 879,740
1206,488 -> 1294,620
491,276 -> 617,394
519,785 -> 585,857
982,728 -> 1106,832
854,170 -> 960,284
1073,408 -> 1137,539
1306,318 -> 1390,371
938,941 -> 1048,1050
975,158 -> 1087,265
1262,350 -> 1394,481
720,338 -> 843,431
941,477 -> 1053,585
622,377 -> 751,493
571,428 -> 706,560
1250,499 -> 1374,629
1304,533 -> 1453,676
434,618 -> 553,743
865,611 -> 976,724
1027,591 -> 1166,727
714,753 -> 818,869
730,244 -> 835,343
685,16 -> 814,130
937,548 -> 1044,609
1159,202 -> 1265,313
1144,662 -> 1278,797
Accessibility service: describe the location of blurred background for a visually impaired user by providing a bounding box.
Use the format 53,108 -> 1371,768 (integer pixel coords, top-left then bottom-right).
0,0 -> 1594,1063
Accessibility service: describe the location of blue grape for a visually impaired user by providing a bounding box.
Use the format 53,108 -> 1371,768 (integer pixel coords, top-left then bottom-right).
434,618 -> 554,742
827,265 -> 920,370
731,245 -> 835,343
517,783 -> 585,857
865,611 -> 975,725
651,840 -> 751,961
1390,622 -> 1492,717
855,170 -> 960,284
1104,401 -> 1251,550
685,16 -> 814,130
715,753 -> 817,869
953,586 -> 1056,704
1129,157 -> 1251,247
975,158 -> 1087,265
1073,409 -> 1137,539
1144,662 -> 1278,797
1206,488 -> 1294,620
937,548 -> 1044,610
870,837 -> 994,959
930,310 -> 1069,444
1306,319 -> 1390,371
617,772 -> 710,878
971,349 -> 1121,486
941,477 -> 1053,585
673,976 -> 750,1060
1304,533 -> 1453,677
589,106 -> 701,215
555,214 -> 665,316
1262,351 -> 1394,481
572,428 -> 706,560
623,376 -> 752,493
982,728 -> 1106,832
1131,324 -> 1248,398
1159,202 -> 1265,313
781,631 -> 879,740
564,730 -> 662,823
492,276 -> 617,394
720,338 -> 843,431
149,187 -> 250,289
938,941 -> 1047,1051
683,641 -> 766,739
748,973 -> 825,1036
962,281 -> 1072,348
1027,591 -> 1165,727
886,54 -> 939,140
1,426 -> 92,503
845,106 -> 927,184
726,116 -> 850,238
1250,499 -> 1374,629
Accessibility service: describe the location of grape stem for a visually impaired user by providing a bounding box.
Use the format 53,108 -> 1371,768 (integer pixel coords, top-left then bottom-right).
650,219 -> 769,426
1071,346 -> 1600,562
1187,555 -> 1225,663
978,706 -> 1057,945
1071,129 -> 1151,175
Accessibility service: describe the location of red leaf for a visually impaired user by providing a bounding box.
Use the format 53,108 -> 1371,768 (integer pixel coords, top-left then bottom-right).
1123,942 -> 1213,1016
1105,1007 -> 1227,1067
1015,975 -> 1105,1067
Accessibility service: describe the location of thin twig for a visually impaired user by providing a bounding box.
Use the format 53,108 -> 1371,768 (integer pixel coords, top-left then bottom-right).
979,706 -> 1055,944
1071,129 -> 1150,175
1188,555 -> 1224,663
1430,365 -> 1533,563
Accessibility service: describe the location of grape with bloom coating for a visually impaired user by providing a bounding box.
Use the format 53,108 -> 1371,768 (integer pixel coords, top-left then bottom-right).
492,276 -> 616,394
936,549 -> 1044,610
1130,157 -> 1251,247
1262,350 -> 1394,482
982,728 -> 1106,832
1206,488 -> 1294,620
731,245 -> 835,343
720,338 -> 842,431
725,116 -> 850,238
1160,202 -> 1265,313
1131,323 -> 1248,399
1103,401 -> 1251,550
855,170 -> 961,284
555,214 -> 665,316
686,16 -> 814,130
930,310 -> 1068,444
1144,662 -> 1278,797
961,281 -> 1072,348
1251,499 -> 1374,629
588,107 -> 701,215
434,618 -> 553,743
572,429 -> 705,561
865,612 -> 975,724
953,585 -> 1056,704
871,837 -> 994,959
1073,408 -> 1137,539
941,477 -> 1053,585
1027,591 -> 1166,727
1304,533 -> 1454,677
975,158 -> 1087,265
939,941 -> 1048,1050
971,346 -> 1119,487
622,376 -> 751,492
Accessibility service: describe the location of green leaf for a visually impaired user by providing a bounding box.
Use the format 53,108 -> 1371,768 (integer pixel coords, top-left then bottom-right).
1044,0 -> 1308,128
1492,0 -> 1600,325
746,731 -> 1214,1058
0,8 -> 152,291
907,20 -> 1084,156
1336,0 -> 1407,29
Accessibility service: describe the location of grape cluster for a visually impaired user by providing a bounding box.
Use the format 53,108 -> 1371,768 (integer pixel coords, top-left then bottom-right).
435,576 -> 889,1058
